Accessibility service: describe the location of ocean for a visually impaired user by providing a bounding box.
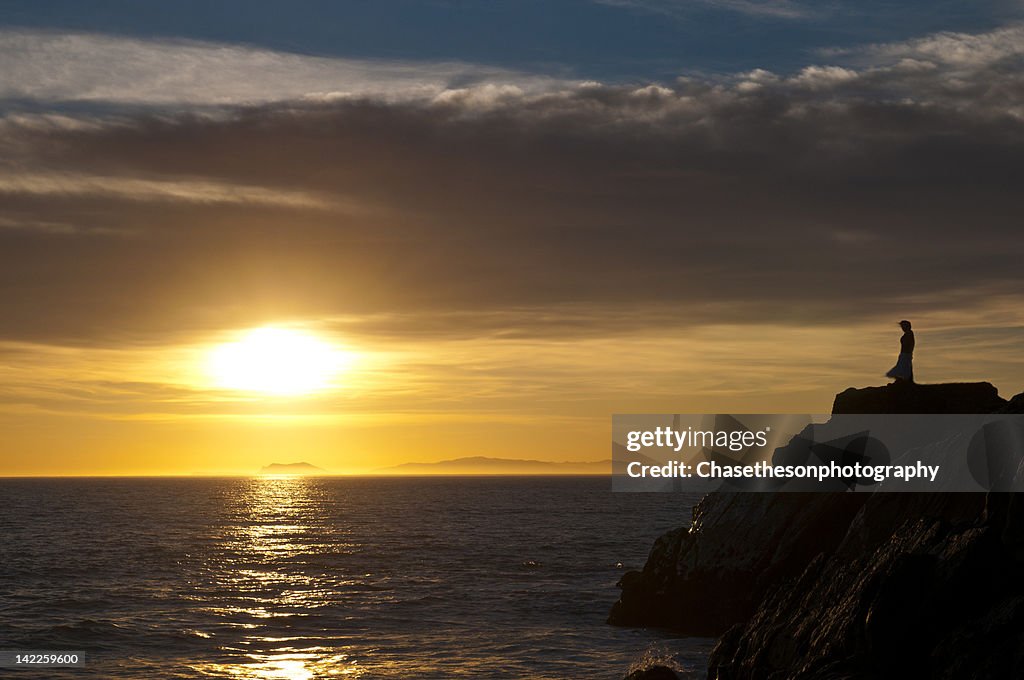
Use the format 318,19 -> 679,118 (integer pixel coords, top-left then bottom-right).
0,477 -> 711,679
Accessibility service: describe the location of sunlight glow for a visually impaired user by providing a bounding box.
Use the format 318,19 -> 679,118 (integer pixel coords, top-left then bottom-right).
207,327 -> 351,395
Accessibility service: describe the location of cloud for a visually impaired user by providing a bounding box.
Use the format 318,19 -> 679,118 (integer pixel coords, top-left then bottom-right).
595,0 -> 812,20
825,23 -> 1024,68
0,24 -> 1022,352
0,29 -> 568,106
0,172 -> 338,209
790,65 -> 860,88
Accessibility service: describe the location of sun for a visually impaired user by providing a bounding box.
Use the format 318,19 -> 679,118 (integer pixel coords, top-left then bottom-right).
207,327 -> 350,395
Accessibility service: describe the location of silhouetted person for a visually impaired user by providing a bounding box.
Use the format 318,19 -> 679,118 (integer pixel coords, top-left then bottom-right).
885,320 -> 915,383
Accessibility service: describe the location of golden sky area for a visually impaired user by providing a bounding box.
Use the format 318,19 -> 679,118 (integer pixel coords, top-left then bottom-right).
2,311 -> 1022,475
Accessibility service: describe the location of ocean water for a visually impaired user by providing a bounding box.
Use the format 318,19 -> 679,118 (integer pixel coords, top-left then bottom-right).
0,477 -> 711,679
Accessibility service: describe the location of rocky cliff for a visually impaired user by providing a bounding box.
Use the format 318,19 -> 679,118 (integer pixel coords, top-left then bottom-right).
831,381 -> 1007,415
608,491 -> 868,634
612,382 -> 1024,679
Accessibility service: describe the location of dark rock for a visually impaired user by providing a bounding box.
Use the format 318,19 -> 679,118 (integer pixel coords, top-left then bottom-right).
998,391 -> 1024,414
931,594 -> 1024,680
624,666 -> 681,680
608,492 -> 866,634
706,496 -> 1024,680
613,381 -> 1022,679
832,381 -> 1005,415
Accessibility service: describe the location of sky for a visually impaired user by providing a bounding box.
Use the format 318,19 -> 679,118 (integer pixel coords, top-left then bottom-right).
1,1 -> 1023,475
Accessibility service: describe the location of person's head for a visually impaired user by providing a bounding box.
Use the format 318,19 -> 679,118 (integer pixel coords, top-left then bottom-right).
899,320 -> 912,331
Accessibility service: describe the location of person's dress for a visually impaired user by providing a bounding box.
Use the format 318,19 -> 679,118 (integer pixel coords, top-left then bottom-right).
886,330 -> 915,381
886,352 -> 914,381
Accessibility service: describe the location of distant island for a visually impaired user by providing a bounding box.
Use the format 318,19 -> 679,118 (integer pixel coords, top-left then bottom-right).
378,456 -> 610,475
259,462 -> 326,475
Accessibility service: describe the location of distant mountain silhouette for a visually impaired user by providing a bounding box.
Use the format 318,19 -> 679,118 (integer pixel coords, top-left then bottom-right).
379,456 -> 609,475
259,462 -> 326,475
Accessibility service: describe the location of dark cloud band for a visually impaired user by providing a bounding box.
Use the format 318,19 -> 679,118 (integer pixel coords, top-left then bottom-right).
1,26 -> 1022,346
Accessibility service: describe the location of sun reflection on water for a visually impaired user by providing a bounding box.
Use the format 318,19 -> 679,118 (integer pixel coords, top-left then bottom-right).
190,476 -> 365,679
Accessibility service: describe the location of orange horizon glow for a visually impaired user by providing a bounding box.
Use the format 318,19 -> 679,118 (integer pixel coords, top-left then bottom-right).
3,313 -> 1024,477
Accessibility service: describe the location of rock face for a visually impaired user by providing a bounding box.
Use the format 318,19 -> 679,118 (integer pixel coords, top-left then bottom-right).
607,492 -> 867,634
610,382 -> 1024,679
707,491 -> 1024,679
